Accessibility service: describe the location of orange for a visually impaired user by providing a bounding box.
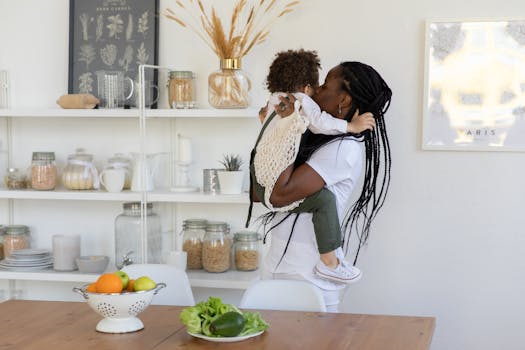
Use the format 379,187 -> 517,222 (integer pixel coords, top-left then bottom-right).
95,273 -> 123,293
126,279 -> 135,292
86,283 -> 97,293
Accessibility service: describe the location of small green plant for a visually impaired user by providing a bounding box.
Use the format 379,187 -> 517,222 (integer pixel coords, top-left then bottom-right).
220,154 -> 244,171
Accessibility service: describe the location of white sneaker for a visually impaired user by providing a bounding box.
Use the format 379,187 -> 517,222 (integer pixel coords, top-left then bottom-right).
314,260 -> 362,284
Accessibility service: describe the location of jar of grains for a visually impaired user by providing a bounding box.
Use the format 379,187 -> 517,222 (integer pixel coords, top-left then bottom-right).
31,152 -> 57,190
3,225 -> 30,257
5,168 -> 28,189
181,218 -> 207,269
168,71 -> 196,109
233,230 -> 261,271
0,226 -> 5,260
202,221 -> 231,273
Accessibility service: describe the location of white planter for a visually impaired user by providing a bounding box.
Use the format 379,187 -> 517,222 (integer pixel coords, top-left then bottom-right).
217,170 -> 244,194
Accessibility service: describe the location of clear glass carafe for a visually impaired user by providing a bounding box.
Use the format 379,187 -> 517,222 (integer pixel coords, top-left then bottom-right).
62,148 -> 99,190
114,202 -> 161,269
202,221 -> 231,273
233,230 -> 261,271
181,218 -> 207,269
208,58 -> 251,109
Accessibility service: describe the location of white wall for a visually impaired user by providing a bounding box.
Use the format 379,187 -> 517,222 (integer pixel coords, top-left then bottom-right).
2,1 -> 525,349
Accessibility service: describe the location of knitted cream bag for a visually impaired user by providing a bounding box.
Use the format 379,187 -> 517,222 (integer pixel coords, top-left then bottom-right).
254,100 -> 308,211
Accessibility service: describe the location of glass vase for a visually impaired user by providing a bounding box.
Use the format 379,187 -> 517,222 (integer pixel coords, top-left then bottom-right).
208,58 -> 251,109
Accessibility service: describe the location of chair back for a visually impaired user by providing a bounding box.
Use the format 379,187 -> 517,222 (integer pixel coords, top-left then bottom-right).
240,279 -> 326,312
122,263 -> 195,306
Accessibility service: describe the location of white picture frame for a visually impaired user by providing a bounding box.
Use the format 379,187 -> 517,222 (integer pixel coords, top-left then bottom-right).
422,19 -> 525,151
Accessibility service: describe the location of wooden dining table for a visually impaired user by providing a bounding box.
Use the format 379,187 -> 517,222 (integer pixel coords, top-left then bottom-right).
0,300 -> 435,350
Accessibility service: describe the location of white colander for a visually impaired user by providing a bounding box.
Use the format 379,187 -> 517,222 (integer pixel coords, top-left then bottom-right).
73,283 -> 166,333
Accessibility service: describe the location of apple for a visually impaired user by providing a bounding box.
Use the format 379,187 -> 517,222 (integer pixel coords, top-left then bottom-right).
133,276 -> 156,291
114,270 -> 129,290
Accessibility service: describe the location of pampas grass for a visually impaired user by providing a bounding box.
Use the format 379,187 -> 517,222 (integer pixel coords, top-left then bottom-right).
165,0 -> 300,59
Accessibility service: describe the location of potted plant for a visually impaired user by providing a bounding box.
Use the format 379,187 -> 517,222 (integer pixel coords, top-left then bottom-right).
217,154 -> 245,194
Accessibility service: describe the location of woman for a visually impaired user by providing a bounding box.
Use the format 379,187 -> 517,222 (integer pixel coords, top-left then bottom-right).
260,61 -> 392,311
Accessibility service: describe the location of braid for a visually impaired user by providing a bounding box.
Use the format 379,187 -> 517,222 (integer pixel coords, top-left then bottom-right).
339,62 -> 392,264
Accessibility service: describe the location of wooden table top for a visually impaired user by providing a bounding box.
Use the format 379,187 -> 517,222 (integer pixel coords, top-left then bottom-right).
0,300 -> 435,350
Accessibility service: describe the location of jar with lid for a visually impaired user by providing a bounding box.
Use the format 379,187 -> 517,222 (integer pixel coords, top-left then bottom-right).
202,221 -> 231,273
62,148 -> 99,190
233,230 -> 261,271
181,219 -> 207,269
3,225 -> 30,257
31,152 -> 57,190
114,202 -> 161,269
5,168 -> 28,189
0,226 -> 5,260
168,71 -> 196,109
105,153 -> 132,189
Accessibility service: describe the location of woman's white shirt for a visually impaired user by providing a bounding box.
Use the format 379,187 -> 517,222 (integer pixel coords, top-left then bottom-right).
261,137 -> 364,291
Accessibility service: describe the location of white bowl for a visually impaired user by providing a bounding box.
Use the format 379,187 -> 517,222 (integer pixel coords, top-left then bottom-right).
73,283 -> 166,333
76,255 -> 109,273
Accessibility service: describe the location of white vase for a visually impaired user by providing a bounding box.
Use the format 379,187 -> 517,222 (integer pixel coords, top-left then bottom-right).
217,170 -> 244,194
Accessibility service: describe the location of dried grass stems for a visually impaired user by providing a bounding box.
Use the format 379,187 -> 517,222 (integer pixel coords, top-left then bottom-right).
165,0 -> 300,59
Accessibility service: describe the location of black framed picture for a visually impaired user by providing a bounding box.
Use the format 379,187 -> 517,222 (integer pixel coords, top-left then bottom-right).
68,0 -> 159,108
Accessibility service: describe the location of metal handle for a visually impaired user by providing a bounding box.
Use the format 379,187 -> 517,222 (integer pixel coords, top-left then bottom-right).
73,286 -> 89,300
153,282 -> 166,295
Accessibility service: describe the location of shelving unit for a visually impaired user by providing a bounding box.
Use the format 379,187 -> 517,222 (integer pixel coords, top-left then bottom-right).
0,105 -> 261,299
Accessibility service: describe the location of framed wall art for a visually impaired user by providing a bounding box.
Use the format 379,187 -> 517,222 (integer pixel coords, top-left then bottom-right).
422,19 -> 525,151
68,0 -> 159,108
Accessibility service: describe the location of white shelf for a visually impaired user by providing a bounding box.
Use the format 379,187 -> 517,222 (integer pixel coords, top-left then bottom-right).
0,108 -> 258,119
0,269 -> 260,289
0,188 -> 249,204
187,270 -> 260,289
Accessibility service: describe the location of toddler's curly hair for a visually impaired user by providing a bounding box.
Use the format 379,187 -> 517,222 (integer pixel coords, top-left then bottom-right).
266,49 -> 321,93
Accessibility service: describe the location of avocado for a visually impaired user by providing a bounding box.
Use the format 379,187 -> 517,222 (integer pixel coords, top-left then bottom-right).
209,311 -> 246,337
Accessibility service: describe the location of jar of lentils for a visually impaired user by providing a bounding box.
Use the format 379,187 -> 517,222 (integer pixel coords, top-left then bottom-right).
31,152 -> 57,190
181,218 -> 207,269
3,225 -> 30,257
202,221 -> 231,273
233,230 -> 261,271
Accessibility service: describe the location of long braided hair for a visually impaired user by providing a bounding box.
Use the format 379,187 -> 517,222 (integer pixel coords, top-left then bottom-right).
296,61 -> 392,264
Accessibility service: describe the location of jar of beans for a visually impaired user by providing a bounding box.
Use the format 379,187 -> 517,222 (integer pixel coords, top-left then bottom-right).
233,230 -> 261,271
31,152 -> 57,190
3,225 -> 30,257
181,218 -> 207,269
202,221 -> 231,273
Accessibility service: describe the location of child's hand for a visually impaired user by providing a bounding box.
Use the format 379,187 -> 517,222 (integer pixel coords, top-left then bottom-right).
347,110 -> 375,133
275,93 -> 296,118
259,103 -> 269,123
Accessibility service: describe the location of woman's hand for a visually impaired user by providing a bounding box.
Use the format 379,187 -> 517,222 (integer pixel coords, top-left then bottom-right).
275,93 -> 296,118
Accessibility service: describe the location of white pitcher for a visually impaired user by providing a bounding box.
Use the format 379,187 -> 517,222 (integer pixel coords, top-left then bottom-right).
130,153 -> 162,192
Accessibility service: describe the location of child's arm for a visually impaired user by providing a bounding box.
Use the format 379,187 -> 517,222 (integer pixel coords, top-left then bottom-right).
346,110 -> 376,134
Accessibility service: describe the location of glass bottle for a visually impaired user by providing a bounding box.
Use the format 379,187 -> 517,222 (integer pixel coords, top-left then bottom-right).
31,152 -> 57,190
208,58 -> 251,109
181,218 -> 207,269
114,202 -> 161,269
168,71 -> 196,109
62,148 -> 99,190
3,225 -> 30,257
233,230 -> 261,271
202,221 -> 231,273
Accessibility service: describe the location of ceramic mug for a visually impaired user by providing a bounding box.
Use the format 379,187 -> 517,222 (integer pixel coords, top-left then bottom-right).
166,250 -> 187,270
99,168 -> 126,193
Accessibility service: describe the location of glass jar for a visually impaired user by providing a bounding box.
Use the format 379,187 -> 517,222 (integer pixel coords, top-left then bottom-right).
114,202 -> 161,269
3,225 -> 30,257
0,226 -> 5,260
31,152 -> 57,190
168,71 -> 196,109
208,58 -> 251,109
181,218 -> 207,269
62,148 -> 99,190
5,168 -> 28,189
233,230 -> 261,271
105,153 -> 132,189
202,221 -> 231,273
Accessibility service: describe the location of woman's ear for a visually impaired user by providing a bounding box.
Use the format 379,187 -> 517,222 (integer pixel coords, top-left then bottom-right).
340,94 -> 352,108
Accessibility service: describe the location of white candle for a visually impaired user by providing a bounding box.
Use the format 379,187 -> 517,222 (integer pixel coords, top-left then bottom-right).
178,136 -> 192,163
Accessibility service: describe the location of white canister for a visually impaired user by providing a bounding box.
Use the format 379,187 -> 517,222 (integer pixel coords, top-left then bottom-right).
53,234 -> 81,271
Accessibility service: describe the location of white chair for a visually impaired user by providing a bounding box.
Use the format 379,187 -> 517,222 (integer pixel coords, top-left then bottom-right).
122,264 -> 195,306
240,279 -> 327,312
